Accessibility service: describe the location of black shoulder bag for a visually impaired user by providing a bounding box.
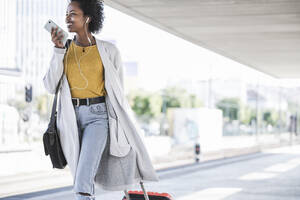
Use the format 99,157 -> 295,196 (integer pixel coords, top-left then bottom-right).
43,39 -> 72,169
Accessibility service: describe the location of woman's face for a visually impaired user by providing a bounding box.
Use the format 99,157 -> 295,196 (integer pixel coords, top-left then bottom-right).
65,2 -> 88,33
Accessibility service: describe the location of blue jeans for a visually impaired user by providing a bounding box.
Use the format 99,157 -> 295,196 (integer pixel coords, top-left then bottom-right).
72,101 -> 109,200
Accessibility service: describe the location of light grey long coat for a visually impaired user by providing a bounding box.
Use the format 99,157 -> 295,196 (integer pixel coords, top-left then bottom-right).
43,38 -> 159,191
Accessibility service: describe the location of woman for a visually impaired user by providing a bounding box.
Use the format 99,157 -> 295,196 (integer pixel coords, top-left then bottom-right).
43,0 -> 159,199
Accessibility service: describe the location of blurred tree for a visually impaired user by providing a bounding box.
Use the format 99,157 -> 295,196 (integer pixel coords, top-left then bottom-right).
216,98 -> 240,121
161,86 -> 203,110
262,109 -> 279,126
36,94 -> 50,120
161,87 -> 182,109
128,87 -> 203,123
189,94 -> 203,108
240,105 -> 256,125
127,90 -> 163,122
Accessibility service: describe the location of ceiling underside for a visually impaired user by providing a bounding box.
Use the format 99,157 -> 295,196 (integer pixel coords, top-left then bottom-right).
104,0 -> 300,78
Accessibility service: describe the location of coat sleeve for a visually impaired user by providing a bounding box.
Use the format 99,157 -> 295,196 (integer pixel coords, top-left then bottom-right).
43,47 -> 66,94
113,46 -> 125,91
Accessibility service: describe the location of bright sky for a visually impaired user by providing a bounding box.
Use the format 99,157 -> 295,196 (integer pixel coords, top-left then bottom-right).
89,5 -> 300,91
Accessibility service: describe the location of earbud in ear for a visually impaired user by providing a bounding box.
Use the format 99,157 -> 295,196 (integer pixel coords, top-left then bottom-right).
86,17 -> 89,23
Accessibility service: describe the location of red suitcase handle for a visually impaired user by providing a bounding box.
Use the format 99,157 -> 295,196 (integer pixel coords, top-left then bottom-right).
123,181 -> 173,200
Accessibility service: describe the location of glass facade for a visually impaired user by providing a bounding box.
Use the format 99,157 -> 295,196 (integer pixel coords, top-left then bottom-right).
0,0 -> 16,70
0,0 -> 68,104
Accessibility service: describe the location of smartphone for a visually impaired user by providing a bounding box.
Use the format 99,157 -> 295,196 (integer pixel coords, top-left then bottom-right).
44,19 -> 68,46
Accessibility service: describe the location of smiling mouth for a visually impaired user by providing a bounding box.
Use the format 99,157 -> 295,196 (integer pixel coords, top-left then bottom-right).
67,23 -> 73,27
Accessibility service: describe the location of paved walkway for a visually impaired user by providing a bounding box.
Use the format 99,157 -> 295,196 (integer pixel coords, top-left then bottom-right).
3,145 -> 300,200
0,134 -> 298,198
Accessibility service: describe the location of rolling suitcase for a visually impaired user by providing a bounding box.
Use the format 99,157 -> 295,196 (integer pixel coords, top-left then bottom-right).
122,181 -> 173,200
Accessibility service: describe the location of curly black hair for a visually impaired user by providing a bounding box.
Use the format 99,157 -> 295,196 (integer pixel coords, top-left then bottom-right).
71,0 -> 105,34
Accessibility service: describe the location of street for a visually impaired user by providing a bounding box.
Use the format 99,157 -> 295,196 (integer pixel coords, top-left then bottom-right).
2,145 -> 300,200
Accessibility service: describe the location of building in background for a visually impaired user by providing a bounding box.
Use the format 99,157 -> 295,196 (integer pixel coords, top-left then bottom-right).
0,0 -> 68,104
0,0 -> 20,103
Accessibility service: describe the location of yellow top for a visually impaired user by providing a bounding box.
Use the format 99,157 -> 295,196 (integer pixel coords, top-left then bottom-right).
63,41 -> 106,98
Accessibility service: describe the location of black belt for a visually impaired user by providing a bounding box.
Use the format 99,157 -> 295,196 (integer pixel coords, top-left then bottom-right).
72,96 -> 105,107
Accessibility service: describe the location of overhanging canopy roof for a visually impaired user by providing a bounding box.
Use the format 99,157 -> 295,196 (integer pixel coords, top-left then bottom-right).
104,0 -> 300,78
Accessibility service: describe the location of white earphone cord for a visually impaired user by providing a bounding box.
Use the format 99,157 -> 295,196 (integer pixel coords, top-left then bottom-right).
85,17 -> 92,46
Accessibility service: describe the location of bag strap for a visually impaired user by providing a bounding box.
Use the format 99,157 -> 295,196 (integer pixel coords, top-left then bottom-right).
54,39 -> 72,93
49,39 -> 72,123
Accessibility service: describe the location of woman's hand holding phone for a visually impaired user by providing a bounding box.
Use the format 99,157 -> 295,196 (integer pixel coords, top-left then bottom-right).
51,27 -> 64,49
44,19 -> 68,48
